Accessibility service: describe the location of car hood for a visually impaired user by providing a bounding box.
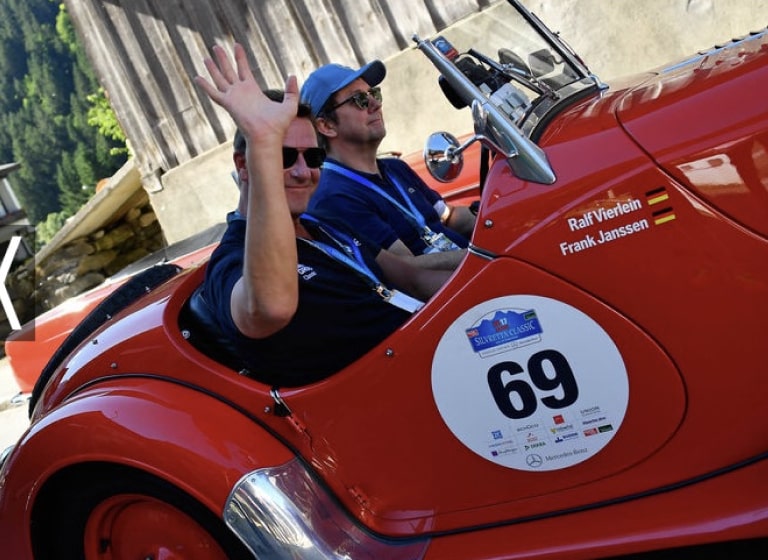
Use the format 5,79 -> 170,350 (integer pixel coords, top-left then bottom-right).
616,29 -> 768,239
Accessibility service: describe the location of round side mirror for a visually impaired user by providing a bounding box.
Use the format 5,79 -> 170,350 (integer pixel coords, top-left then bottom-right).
423,131 -> 464,183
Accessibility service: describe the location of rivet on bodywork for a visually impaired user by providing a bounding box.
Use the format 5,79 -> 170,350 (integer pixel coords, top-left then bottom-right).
385,348 -> 395,357
484,219 -> 494,228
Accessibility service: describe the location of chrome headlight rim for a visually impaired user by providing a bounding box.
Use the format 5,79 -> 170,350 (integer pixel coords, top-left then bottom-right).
224,457 -> 429,560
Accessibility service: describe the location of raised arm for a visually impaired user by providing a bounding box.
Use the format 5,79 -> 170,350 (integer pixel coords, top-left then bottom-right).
195,44 -> 299,338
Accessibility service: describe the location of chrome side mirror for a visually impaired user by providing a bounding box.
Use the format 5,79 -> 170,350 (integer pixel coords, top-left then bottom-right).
423,131 -> 464,183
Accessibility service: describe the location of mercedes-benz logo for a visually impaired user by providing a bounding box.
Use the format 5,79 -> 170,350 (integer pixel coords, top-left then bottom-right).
526,453 -> 543,468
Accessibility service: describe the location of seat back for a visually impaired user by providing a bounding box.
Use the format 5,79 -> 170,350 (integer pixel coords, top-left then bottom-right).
179,286 -> 252,375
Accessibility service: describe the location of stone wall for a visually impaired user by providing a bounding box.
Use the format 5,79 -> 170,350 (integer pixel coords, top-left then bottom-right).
2,188 -> 163,350
34,189 -> 163,310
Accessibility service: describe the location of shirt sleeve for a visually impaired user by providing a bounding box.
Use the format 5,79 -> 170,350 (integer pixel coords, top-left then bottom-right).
201,223 -> 247,338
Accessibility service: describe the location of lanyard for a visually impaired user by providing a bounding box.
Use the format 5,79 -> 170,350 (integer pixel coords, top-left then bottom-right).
323,161 -> 460,253
300,214 -> 379,287
323,161 -> 433,235
300,214 -> 423,313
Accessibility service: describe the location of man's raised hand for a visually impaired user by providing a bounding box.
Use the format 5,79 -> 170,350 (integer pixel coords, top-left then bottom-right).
194,42 -> 298,143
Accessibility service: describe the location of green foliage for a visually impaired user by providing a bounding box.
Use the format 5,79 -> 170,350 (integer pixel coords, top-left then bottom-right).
0,0 -> 128,237
87,88 -> 129,156
35,209 -> 69,249
55,1 -> 78,52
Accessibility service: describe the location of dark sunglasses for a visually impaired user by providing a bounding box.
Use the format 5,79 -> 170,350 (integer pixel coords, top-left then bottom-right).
282,147 -> 326,169
330,86 -> 383,111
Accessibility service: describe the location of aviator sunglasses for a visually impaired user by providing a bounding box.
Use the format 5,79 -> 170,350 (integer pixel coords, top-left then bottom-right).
329,86 -> 383,111
282,147 -> 326,169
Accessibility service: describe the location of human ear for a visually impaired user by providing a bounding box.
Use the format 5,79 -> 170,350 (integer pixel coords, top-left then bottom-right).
315,117 -> 338,138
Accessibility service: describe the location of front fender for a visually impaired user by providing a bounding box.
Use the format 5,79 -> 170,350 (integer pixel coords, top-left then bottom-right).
0,377 -> 294,557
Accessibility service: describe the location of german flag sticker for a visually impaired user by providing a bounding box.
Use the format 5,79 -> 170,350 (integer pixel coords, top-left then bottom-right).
646,187 -> 676,225
646,187 -> 670,206
652,207 -> 676,225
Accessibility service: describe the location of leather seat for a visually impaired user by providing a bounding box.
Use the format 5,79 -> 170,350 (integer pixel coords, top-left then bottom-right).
179,286 -> 252,376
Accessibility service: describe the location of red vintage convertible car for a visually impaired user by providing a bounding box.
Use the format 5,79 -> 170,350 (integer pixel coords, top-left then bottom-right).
1,1 -> 766,558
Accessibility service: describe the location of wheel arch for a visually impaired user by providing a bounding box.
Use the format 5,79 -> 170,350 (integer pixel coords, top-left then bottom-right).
30,461 -> 256,559
4,377 -> 294,550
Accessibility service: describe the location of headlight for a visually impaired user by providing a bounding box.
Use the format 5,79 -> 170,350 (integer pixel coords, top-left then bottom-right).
224,458 -> 429,559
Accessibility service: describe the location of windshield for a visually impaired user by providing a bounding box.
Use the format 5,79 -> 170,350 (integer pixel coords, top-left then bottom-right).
425,0 -> 596,128
415,0 -> 601,183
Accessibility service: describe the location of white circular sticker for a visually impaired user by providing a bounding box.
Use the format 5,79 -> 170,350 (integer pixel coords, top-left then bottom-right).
431,295 -> 628,471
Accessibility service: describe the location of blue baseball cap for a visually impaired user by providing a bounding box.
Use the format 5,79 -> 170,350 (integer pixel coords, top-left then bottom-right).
301,60 -> 386,118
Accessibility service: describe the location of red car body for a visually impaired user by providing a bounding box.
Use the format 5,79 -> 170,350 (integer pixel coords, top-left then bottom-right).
1,2 -> 766,558
3,232 -> 222,394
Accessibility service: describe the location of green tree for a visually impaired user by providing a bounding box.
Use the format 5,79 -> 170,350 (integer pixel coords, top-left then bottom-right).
0,0 -> 127,230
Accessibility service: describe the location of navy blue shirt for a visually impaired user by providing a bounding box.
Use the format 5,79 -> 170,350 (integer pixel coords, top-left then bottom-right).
201,212 -> 412,386
308,157 -> 468,255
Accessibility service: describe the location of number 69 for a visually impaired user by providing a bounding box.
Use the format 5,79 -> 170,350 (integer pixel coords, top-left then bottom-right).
487,349 -> 579,419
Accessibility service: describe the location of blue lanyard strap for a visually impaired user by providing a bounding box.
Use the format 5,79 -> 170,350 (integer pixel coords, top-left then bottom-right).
299,214 -> 424,313
323,161 -> 432,234
300,214 -> 381,287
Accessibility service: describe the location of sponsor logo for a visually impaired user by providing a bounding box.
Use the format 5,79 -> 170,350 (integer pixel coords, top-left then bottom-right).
465,309 -> 543,356
526,454 -> 544,468
491,447 -> 518,457
583,428 -> 599,437
297,263 -> 317,280
546,448 -> 588,461
550,423 -> 575,434
516,423 -> 540,433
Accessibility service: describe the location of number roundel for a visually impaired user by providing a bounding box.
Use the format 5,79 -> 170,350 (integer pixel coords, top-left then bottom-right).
431,295 -> 628,471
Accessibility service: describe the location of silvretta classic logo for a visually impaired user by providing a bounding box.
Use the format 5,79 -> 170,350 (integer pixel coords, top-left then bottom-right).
465,309 -> 542,357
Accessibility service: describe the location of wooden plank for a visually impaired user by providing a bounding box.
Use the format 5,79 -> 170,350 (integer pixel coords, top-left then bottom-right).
62,0 -> 487,191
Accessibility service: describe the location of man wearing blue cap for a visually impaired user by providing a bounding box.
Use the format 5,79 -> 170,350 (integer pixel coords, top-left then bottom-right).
301,60 -> 476,270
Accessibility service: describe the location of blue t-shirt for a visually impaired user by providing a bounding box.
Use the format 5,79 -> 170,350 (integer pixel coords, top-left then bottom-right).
308,157 -> 468,255
201,212 -> 412,386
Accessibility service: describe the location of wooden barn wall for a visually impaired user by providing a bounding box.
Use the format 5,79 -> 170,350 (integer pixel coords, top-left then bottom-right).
62,0 -> 491,192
